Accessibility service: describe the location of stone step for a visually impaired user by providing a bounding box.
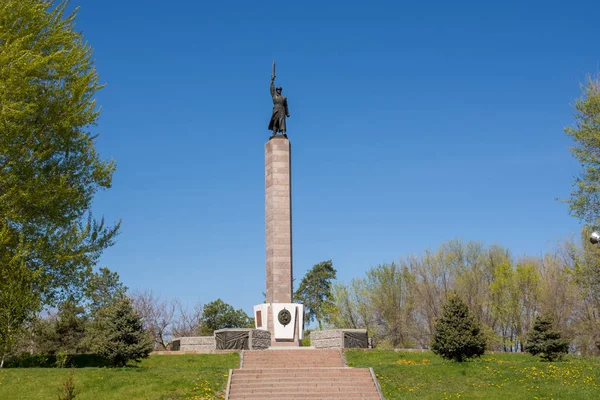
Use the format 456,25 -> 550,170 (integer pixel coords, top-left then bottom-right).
231,373 -> 371,382
243,350 -> 340,356
242,363 -> 344,368
243,356 -> 341,360
233,368 -> 368,376
243,359 -> 342,363
242,356 -> 340,359
231,380 -> 375,388
244,351 -> 338,355
232,375 -> 373,383
229,391 -> 379,397
228,391 -> 380,399
229,387 -> 379,396
242,359 -> 342,362
244,349 -> 340,353
230,384 -> 377,392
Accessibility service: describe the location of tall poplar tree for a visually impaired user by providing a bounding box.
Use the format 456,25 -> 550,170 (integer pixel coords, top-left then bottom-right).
0,0 -> 118,364
565,75 -> 600,224
564,76 -> 600,353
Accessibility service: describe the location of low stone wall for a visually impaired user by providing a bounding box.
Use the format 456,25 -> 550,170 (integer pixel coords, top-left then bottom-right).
171,336 -> 216,351
251,329 -> 271,349
311,329 -> 369,349
214,329 -> 271,350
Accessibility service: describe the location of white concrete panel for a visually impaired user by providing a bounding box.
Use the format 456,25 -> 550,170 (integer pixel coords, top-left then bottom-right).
253,304 -> 269,330
272,303 -> 304,340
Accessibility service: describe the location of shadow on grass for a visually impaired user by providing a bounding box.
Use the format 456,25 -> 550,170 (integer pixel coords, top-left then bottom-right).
4,353 -> 144,368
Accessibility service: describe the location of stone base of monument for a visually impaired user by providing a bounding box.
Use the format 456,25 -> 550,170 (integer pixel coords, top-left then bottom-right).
214,328 -> 271,350
310,329 -> 370,349
253,303 -> 304,346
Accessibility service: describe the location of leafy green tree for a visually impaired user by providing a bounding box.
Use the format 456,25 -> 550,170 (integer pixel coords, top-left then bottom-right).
28,298 -> 89,356
513,262 -> 541,351
413,248 -> 459,346
489,261 -> 519,352
0,243 -> 40,368
294,260 -> 337,330
454,244 -> 507,335
0,0 -> 119,307
562,74 -> 600,354
29,314 -> 60,355
84,267 -> 127,313
198,299 -> 253,335
365,262 -> 416,348
526,315 -> 570,361
565,75 -> 600,224
431,295 -> 486,362
567,230 -> 600,353
90,298 -> 152,367
328,282 -> 359,329
54,298 -> 88,354
82,267 -> 127,351
24,268 -> 125,357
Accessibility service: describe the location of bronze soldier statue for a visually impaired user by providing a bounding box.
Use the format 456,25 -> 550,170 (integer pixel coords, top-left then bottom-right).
268,61 -> 290,139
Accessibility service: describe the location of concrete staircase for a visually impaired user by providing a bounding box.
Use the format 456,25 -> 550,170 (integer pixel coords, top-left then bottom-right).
226,349 -> 383,399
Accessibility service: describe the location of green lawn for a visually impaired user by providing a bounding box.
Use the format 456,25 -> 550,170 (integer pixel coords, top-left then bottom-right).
345,350 -> 600,399
3,351 -> 599,399
0,353 -> 239,400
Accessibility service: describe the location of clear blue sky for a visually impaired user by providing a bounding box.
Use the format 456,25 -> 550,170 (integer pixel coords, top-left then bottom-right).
74,0 -> 598,314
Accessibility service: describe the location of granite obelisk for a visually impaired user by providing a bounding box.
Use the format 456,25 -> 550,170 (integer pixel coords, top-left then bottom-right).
264,137 -> 293,305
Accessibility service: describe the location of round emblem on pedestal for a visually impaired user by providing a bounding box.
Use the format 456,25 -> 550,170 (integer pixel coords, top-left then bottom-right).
278,309 -> 292,327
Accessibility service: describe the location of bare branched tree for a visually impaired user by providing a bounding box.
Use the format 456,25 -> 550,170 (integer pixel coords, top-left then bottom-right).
172,300 -> 203,338
131,290 -> 175,351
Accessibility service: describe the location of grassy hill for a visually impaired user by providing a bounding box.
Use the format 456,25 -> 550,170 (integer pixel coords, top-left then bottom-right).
1,351 -> 599,399
0,353 -> 239,400
345,350 -> 600,399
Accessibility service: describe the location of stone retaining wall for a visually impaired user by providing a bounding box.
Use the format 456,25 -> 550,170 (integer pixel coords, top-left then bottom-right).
251,329 -> 271,349
214,328 -> 271,350
171,336 -> 216,351
310,329 -> 369,349
310,330 -> 343,349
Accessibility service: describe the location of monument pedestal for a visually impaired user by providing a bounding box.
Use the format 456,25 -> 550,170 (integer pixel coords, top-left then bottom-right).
254,303 -> 304,345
